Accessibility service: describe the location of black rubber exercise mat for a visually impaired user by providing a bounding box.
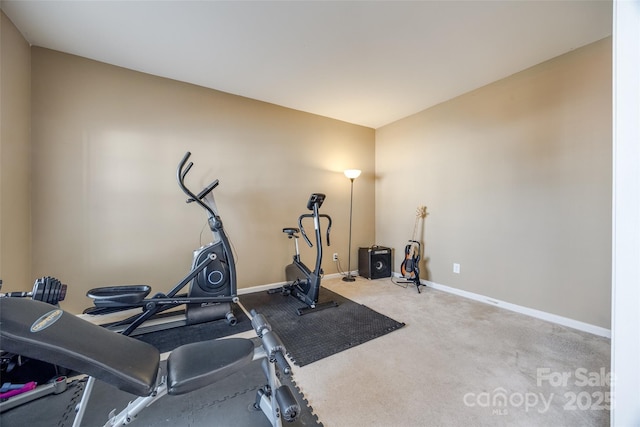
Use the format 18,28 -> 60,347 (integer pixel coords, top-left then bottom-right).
2,356 -> 322,427
133,304 -> 252,353
239,288 -> 405,367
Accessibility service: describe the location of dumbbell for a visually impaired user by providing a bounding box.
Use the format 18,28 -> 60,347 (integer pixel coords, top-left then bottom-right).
0,276 -> 67,305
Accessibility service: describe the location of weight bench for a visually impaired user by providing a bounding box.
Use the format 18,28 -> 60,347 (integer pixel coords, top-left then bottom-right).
0,298 -> 299,426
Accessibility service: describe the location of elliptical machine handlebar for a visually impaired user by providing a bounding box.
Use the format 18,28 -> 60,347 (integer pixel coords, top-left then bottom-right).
175,151 -> 239,323
177,152 -> 218,218
194,179 -> 219,202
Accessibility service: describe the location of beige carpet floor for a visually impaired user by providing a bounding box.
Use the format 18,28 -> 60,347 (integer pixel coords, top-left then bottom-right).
287,276 -> 610,427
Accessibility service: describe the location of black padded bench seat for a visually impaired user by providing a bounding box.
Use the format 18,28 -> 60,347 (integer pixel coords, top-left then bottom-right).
167,338 -> 254,395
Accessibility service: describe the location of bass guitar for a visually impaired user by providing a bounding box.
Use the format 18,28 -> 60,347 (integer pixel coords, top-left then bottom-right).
399,206 -> 427,292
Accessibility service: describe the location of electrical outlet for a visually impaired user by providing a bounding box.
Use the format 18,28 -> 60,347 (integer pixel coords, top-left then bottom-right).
453,263 -> 460,274
333,253 -> 338,261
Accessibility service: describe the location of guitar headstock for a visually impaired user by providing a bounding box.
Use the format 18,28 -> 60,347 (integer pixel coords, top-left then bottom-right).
416,206 -> 427,218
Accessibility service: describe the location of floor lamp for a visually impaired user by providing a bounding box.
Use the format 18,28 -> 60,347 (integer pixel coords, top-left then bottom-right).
343,169 -> 361,282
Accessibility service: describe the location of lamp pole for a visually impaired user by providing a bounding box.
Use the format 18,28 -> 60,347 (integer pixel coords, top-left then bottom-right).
343,169 -> 361,282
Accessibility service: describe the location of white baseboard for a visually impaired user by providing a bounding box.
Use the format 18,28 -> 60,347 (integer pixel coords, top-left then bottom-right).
237,273 -> 346,296
401,274 -> 610,338
237,282 -> 285,295
237,273 -> 610,339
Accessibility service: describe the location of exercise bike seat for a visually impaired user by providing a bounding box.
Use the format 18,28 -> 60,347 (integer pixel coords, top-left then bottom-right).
282,227 -> 300,238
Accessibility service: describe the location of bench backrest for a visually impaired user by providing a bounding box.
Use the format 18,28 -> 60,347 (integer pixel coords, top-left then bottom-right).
0,298 -> 160,396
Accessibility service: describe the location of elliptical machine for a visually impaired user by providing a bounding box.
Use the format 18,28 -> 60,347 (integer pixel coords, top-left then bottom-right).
84,152 -> 238,336
270,193 -> 336,316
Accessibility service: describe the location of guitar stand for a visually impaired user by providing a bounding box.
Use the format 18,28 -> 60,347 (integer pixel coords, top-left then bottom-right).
398,238 -> 426,293
397,207 -> 428,294
395,273 -> 426,294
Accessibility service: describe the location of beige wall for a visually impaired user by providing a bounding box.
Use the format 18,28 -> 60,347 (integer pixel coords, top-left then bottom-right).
0,11 -> 31,290
30,48 -> 375,313
376,38 -> 612,328
2,30 -> 612,330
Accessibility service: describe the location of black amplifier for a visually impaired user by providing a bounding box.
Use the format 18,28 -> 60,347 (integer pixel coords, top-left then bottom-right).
358,246 -> 392,280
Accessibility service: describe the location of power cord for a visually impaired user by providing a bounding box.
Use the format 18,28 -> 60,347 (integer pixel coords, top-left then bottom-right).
334,257 -> 353,279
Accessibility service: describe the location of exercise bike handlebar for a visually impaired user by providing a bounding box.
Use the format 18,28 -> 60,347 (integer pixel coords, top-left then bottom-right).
298,214 -> 332,247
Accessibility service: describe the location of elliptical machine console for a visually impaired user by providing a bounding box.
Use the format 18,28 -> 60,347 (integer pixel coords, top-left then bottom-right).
270,193 -> 336,315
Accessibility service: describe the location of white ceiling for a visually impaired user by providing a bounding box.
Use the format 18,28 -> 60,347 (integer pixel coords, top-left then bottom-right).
2,1 -> 612,129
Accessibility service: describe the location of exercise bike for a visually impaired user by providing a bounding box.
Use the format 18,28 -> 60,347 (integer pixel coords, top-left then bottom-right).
84,152 -> 238,336
269,193 -> 336,316
1,297 -> 300,426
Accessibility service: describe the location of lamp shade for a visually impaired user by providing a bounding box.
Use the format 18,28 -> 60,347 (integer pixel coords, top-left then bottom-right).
344,169 -> 362,180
